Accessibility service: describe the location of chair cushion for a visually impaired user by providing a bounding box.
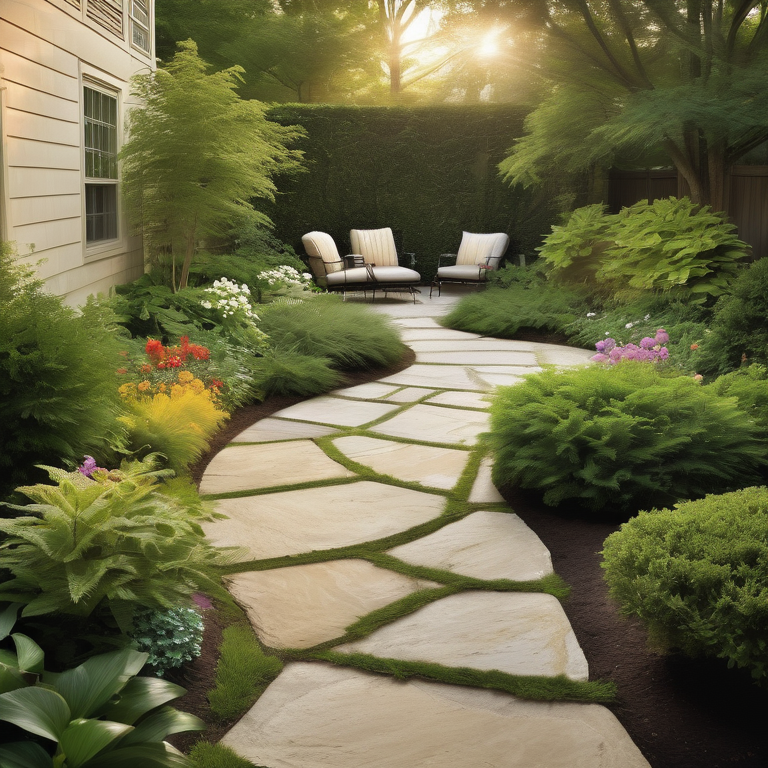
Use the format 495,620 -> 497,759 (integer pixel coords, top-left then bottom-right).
326,267 -> 375,286
370,266 -> 420,283
302,231 -> 344,274
437,264 -> 487,281
350,228 -> 399,267
456,232 -> 509,269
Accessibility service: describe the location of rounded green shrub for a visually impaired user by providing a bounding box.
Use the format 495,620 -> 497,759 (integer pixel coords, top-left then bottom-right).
707,364 -> 768,430
601,487 -> 768,682
489,361 -> 768,513
130,606 -> 204,676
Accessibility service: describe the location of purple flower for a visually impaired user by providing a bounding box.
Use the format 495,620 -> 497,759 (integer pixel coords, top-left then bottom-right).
658,347 -> 669,360
640,337 -> 656,349
655,328 -> 669,344
591,353 -> 609,363
77,456 -> 104,478
596,338 -> 616,353
192,592 -> 213,610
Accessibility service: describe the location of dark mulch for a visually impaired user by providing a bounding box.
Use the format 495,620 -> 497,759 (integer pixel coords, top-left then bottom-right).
178,341 -> 768,767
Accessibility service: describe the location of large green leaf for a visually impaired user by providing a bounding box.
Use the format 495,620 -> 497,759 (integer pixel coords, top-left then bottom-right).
99,676 -> 186,725
120,706 -> 204,745
0,663 -> 27,695
0,687 -> 71,741
59,719 -> 134,768
12,633 -> 44,674
55,649 -> 147,719
0,742 -> 54,768
0,604 -> 21,641
80,742 -> 191,768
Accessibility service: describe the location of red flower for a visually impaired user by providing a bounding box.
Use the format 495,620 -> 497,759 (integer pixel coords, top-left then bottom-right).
167,356 -> 183,368
210,379 -> 224,388
145,339 -> 165,363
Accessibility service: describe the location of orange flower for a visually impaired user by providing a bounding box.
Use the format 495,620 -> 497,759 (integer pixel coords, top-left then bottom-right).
177,370 -> 194,384
138,380 -> 151,392
140,364 -> 152,373
690,344 -> 699,350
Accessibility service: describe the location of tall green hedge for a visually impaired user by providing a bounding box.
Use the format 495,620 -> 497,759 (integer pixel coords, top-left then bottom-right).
264,105 -> 560,279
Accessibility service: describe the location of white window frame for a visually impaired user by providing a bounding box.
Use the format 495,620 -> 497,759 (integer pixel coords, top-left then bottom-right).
80,72 -> 126,260
129,0 -> 152,56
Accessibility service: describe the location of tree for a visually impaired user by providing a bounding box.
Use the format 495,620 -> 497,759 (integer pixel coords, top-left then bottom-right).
498,0 -> 768,209
120,41 -> 304,291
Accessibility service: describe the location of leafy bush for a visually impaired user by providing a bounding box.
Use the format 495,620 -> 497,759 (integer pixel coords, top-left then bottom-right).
489,362 -> 768,513
208,624 -> 283,722
442,282 -> 588,339
695,258 -> 768,375
707,365 -> 768,429
0,458 -> 232,624
130,606 -> 204,676
0,243 -> 126,499
258,296 -> 405,370
602,487 -> 768,682
537,198 -> 750,298
118,389 -> 228,472
250,349 -> 341,397
0,624 -> 203,768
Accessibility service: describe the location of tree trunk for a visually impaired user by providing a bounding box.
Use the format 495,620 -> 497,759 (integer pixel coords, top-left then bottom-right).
707,140 -> 728,212
179,229 -> 196,291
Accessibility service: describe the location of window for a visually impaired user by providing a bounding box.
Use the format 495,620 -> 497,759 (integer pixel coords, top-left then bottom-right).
86,0 -> 123,38
84,86 -> 119,246
130,0 -> 151,55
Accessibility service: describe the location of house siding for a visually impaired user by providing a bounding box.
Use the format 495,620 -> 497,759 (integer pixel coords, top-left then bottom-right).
0,0 -> 153,305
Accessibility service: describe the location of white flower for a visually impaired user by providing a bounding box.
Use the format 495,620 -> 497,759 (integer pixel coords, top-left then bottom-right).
625,322 -> 634,329
201,301 -> 212,309
587,312 -> 596,317
644,314 -> 651,321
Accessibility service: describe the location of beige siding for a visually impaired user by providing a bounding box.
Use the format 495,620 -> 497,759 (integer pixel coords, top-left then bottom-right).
0,0 -> 154,306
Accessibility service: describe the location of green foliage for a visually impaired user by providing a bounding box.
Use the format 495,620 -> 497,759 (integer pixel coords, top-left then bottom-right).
695,258 -> 768,376
265,104 -> 558,279
707,365 -> 768,430
120,41 -> 304,290
258,296 -> 405,370
250,348 -> 340,397
602,487 -> 768,682
0,641 -> 203,767
0,243 -> 126,499
0,458 -> 233,623
488,362 -> 768,513
189,741 -> 260,768
129,607 -> 204,677
207,624 -> 283,722
537,199 -> 750,298
442,282 -> 587,339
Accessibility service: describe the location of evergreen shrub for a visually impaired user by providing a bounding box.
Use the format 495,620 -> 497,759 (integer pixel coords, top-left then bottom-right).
0,244 -> 126,499
707,365 -> 768,430
251,349 -> 341,397
602,487 -> 768,682
488,362 -> 768,513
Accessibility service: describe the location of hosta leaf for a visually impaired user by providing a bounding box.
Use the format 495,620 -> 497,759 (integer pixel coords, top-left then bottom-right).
11,633 -> 44,674
0,604 -> 21,641
119,707 -> 204,745
0,686 -> 71,741
79,742 -> 191,768
0,663 -> 27,695
0,741 -> 54,768
99,677 -> 186,725
59,719 -> 133,767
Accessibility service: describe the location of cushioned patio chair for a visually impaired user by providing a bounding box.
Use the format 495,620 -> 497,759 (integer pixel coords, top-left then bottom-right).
349,227 -> 421,301
302,230 -> 420,302
430,231 -> 510,297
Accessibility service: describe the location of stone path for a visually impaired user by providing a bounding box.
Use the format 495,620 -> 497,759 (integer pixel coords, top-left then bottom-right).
200,293 -> 650,768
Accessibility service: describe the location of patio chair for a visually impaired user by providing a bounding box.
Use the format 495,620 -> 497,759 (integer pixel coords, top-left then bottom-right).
302,231 -> 420,302
430,231 -> 510,297
349,227 -> 422,301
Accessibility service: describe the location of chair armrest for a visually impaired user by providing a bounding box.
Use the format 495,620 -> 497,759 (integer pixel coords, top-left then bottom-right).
344,254 -> 365,269
403,251 -> 416,269
438,253 -> 457,266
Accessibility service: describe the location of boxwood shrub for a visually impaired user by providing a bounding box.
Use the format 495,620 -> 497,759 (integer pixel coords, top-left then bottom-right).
601,487 -> 768,682
488,361 -> 768,513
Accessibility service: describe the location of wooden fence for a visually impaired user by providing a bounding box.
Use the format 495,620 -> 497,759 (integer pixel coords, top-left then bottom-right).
607,166 -> 768,259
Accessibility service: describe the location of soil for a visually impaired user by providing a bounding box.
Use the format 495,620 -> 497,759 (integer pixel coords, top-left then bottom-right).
175,341 -> 768,767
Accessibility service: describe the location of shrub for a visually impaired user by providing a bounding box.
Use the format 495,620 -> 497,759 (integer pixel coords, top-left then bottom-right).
258,296 -> 405,370
118,389 -> 228,472
250,348 -> 341,397
130,606 -> 204,676
0,243 -> 126,499
208,624 -> 283,722
707,365 -> 768,430
602,487 -> 768,682
488,362 -> 768,513
0,458 -> 232,624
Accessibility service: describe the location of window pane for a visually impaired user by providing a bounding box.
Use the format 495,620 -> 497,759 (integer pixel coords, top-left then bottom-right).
83,86 -> 118,180
85,184 -> 118,243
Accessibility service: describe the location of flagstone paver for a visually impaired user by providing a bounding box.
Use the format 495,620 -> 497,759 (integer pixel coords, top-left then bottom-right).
388,510 -> 554,581
270,395 -> 400,427
374,403 -> 489,445
230,418 -> 340,444
202,288 -> 649,768
333,435 -> 470,489
336,591 -> 588,680
199,441 -> 354,495
226,560 -> 438,649
222,664 -> 650,768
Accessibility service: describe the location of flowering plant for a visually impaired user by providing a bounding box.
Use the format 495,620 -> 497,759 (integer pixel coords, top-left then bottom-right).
591,328 -> 670,364
201,277 -> 257,320
259,265 -> 313,291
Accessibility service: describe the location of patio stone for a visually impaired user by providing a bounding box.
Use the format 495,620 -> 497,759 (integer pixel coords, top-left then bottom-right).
532,344 -> 594,367
203,481 -> 445,560
379,364 -> 489,391
427,390 -> 491,409
388,510 -> 553,582
476,373 -> 525,388
383,386 -> 434,402
472,365 -> 543,376
399,328 -> 481,341
333,435 -> 469,489
415,350 -> 539,366
227,560 -> 438,649
468,457 -> 505,503
271,396 -> 400,427
331,382 -> 400,399
199,441 -> 353,495
230,418 -> 339,444
374,403 -> 489,445
408,339 -> 537,353
223,664 -> 650,768
337,591 -> 588,680
392,317 -> 444,328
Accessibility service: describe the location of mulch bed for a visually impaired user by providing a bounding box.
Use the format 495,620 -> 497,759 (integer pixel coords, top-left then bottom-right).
176,340 -> 768,767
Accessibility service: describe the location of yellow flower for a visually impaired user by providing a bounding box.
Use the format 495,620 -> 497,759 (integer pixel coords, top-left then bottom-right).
170,384 -> 185,399
177,370 -> 194,384
190,378 -> 205,393
118,383 -> 137,399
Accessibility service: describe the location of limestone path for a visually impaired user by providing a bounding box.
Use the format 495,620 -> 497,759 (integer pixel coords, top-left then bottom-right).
200,291 -> 650,768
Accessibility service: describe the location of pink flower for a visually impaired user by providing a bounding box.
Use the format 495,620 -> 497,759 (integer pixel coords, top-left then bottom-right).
655,328 -> 669,345
591,353 -> 609,363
